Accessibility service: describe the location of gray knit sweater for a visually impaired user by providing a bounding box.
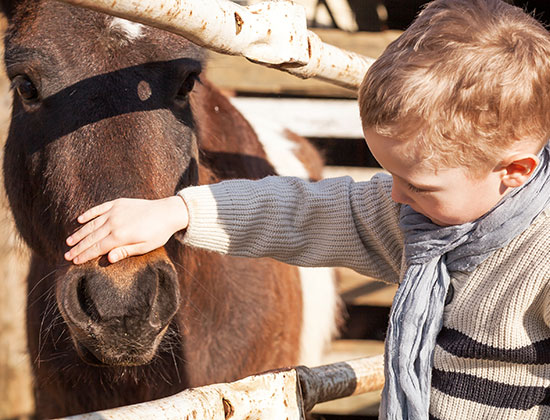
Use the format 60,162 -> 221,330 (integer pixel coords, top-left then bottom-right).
179,173 -> 550,420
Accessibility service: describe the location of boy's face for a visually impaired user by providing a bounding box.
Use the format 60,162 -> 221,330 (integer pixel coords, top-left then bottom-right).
364,128 -> 508,226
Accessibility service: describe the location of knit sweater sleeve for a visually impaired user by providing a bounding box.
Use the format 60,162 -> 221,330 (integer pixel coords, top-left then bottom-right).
177,173 -> 404,282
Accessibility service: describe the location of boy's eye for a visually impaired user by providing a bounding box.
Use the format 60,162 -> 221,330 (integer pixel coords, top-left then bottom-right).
407,183 -> 426,193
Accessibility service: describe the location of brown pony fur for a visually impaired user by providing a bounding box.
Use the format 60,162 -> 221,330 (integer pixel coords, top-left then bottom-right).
1,0 -> 324,417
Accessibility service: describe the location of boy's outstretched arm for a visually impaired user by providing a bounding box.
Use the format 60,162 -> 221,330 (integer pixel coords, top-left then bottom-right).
65,175 -> 403,282
64,196 -> 189,264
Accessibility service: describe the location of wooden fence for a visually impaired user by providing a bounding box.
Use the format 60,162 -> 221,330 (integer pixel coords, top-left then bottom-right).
53,356 -> 385,420
0,15 -> 35,420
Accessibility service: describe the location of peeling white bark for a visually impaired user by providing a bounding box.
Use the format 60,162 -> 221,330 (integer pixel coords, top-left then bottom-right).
56,0 -> 374,90
55,356 -> 385,419
56,370 -> 304,420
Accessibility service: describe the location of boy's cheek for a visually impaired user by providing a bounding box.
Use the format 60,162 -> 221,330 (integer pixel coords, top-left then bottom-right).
390,184 -> 412,206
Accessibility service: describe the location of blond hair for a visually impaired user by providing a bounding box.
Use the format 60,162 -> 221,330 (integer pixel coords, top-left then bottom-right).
359,0 -> 550,172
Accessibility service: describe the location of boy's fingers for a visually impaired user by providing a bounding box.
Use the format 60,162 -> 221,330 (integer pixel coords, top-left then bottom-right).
77,201 -> 114,224
108,243 -> 148,263
71,236 -> 115,264
65,226 -> 111,263
66,215 -> 107,246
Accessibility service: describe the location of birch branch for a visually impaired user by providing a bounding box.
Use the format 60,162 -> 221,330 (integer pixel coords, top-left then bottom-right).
56,0 -> 375,90
54,355 -> 385,420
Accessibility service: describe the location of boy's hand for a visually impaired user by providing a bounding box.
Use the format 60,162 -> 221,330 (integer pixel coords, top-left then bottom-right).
64,196 -> 189,265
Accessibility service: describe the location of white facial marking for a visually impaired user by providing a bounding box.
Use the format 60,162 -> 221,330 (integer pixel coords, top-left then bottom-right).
109,17 -> 145,42
137,80 -> 152,102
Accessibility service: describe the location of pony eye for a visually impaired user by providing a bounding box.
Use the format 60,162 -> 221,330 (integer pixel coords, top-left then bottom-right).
176,73 -> 199,100
13,75 -> 39,103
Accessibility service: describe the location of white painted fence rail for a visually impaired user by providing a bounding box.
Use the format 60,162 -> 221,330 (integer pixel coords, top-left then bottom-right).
56,0 -> 374,90
54,355 -> 385,420
230,97 -> 363,138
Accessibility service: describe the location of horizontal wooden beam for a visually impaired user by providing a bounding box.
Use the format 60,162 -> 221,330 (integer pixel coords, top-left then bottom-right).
207,28 -> 402,98
323,166 -> 386,181
314,339 -> 384,416
230,97 -> 363,138
336,267 -> 396,307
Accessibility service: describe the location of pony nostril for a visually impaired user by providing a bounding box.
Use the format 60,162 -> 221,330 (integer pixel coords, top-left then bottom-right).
148,266 -> 179,330
66,264 -> 179,334
76,277 -> 101,323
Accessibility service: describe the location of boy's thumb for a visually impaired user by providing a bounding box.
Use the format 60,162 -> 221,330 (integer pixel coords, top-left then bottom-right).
109,247 -> 129,263
109,244 -> 148,263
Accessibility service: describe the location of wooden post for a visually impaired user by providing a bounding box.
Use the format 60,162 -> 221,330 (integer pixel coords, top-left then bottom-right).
0,15 -> 34,420
297,355 -> 385,412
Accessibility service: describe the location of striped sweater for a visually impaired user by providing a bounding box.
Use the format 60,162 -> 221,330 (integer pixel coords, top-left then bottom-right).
179,173 -> 550,420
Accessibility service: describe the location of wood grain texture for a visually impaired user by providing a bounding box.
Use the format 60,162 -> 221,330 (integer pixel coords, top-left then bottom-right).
206,28 -> 402,98
0,15 -> 35,420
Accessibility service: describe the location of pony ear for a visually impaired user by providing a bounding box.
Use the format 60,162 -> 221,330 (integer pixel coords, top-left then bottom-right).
0,0 -> 17,19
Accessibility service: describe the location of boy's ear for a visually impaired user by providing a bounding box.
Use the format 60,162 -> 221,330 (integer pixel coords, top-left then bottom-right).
501,154 -> 539,188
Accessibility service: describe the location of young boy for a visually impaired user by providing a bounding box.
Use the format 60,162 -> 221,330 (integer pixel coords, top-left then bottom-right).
64,0 -> 550,418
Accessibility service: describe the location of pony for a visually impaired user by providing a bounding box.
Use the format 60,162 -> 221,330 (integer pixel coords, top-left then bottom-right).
0,0 -> 339,417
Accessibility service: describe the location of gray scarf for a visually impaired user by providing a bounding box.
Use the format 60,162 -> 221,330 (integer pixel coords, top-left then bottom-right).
380,142 -> 550,419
